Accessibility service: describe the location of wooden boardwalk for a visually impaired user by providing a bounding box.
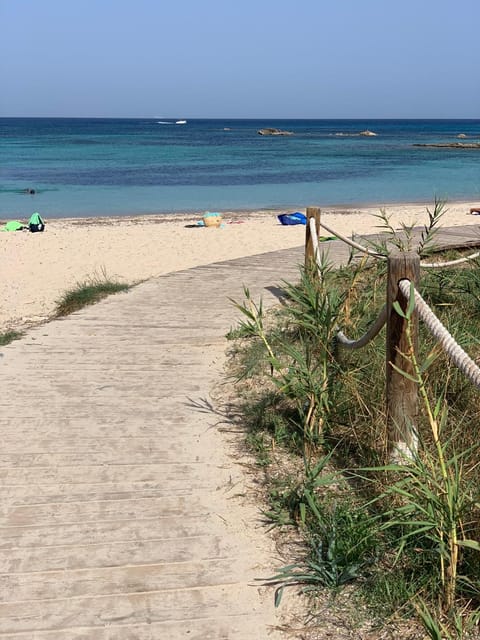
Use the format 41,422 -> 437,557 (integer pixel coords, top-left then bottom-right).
0,224 -> 479,639
0,243 -> 311,640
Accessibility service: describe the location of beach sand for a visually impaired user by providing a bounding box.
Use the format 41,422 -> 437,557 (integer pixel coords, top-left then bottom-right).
1,201 -> 479,334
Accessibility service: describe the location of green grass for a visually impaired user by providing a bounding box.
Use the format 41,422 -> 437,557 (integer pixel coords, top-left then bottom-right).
55,273 -> 132,317
0,274 -> 131,345
0,330 -> 23,346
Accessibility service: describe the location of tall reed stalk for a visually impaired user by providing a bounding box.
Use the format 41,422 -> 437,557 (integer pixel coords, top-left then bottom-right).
371,285 -> 480,633
230,260 -> 342,454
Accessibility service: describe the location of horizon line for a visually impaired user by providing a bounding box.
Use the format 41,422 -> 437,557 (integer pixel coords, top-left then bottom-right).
1,116 -> 479,121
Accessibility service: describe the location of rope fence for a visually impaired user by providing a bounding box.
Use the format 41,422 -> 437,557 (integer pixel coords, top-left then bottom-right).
304,206 -> 480,458
420,251 -> 480,268
307,207 -> 480,271
398,279 -> 480,388
336,306 -> 387,350
316,218 -> 385,259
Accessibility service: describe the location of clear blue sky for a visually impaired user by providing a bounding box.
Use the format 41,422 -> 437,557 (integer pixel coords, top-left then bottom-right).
1,0 -> 479,118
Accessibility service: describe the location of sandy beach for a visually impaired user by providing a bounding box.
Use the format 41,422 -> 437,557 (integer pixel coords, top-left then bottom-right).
1,201 -> 479,334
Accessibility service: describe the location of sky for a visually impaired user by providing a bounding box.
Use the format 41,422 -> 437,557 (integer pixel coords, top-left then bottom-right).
1,0 -> 479,119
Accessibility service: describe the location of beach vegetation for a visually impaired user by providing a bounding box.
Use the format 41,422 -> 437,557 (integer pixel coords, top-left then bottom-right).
0,330 -> 23,346
227,241 -> 480,639
370,197 -> 446,256
55,270 -> 132,317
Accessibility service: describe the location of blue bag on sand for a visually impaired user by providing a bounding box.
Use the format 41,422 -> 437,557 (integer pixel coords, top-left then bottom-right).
277,212 -> 307,226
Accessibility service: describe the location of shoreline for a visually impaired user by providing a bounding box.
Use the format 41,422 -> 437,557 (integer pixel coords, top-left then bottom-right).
3,198 -> 479,225
1,200 -> 479,335
4,196 -> 480,224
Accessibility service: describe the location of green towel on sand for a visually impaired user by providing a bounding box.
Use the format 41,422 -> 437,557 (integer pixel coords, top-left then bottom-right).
1,220 -> 24,232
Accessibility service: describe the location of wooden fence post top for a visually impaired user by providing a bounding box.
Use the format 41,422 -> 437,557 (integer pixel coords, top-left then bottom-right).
387,251 -> 420,303
388,250 -> 420,261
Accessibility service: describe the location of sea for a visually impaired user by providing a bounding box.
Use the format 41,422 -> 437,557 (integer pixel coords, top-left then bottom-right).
1,118 -> 479,219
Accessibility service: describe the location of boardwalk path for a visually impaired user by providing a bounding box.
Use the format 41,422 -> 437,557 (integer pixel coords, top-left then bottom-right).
0,241 -> 314,640
0,224 -> 479,639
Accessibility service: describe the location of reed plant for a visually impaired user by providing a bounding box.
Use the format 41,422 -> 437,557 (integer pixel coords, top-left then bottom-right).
228,228 -> 480,637
230,257 -> 343,454
358,288 -> 480,636
369,198 -> 445,256
263,488 -> 381,604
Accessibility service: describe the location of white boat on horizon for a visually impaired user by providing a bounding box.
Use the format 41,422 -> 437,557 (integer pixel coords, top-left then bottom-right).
175,120 -> 187,125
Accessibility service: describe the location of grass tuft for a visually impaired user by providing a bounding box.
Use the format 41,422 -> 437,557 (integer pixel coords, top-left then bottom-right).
55,272 -> 131,317
0,330 -> 23,346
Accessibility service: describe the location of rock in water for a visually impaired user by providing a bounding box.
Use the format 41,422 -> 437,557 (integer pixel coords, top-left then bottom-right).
257,128 -> 293,136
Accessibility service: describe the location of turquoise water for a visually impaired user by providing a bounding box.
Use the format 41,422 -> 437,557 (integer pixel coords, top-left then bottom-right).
1,118 -> 479,218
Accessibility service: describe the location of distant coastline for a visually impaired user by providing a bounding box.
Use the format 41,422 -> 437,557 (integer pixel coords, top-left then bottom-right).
413,142 -> 480,149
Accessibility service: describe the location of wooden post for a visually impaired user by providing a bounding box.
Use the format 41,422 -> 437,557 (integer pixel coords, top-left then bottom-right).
305,206 -> 321,270
386,251 -> 420,460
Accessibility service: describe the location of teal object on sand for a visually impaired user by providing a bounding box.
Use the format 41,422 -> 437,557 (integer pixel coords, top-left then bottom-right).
28,212 -> 45,232
29,212 -> 44,226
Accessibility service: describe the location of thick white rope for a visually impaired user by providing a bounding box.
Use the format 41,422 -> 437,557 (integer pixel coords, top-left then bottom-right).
316,220 -> 480,269
310,215 -> 385,348
336,305 -> 388,349
421,252 -> 480,268
308,217 -> 323,279
398,279 -> 480,389
318,220 -> 386,259
309,216 -> 320,258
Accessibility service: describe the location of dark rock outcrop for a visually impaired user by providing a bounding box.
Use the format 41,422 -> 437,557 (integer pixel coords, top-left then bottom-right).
257,128 -> 293,136
413,142 -> 480,148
